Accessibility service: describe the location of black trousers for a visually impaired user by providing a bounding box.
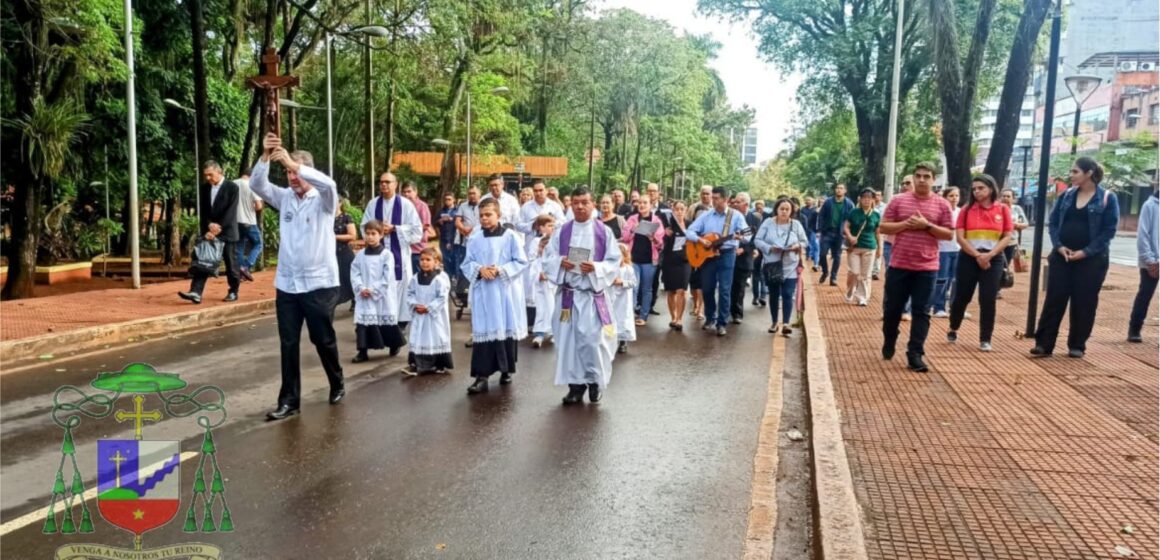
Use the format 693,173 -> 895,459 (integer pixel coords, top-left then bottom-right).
275,287 -> 344,408
731,266 -> 751,319
190,240 -> 241,296
818,232 -> 843,281
883,267 -> 936,356
1035,252 -> 1109,353
1130,268 -> 1159,334
949,253 -> 1005,343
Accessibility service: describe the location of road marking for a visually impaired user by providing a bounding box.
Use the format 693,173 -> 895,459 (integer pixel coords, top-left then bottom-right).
0,451 -> 198,536
743,335 -> 785,559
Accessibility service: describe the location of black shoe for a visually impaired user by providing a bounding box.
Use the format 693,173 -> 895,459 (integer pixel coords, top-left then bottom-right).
587,383 -> 602,403
467,378 -> 489,395
829,279 -> 838,287
222,292 -> 238,302
389,346 -> 402,357
946,331 -> 958,343
882,343 -> 895,361
499,372 -> 513,385
265,405 -> 299,421
329,387 -> 345,405
782,325 -> 792,336
465,339 -> 474,348
1067,348 -> 1085,359
812,265 -> 820,272
752,299 -> 760,306
178,291 -> 202,304
650,310 -> 660,316
818,273 -> 827,285
617,341 -> 628,354
872,273 -> 879,281
562,384 -> 586,405
1029,346 -> 1052,358
716,326 -> 727,337
240,267 -> 255,282
351,352 -> 368,363
1128,331 -> 1143,343
907,353 -> 929,372
731,317 -> 742,325
702,322 -> 715,331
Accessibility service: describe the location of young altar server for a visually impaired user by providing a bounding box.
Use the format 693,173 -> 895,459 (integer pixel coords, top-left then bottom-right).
351,220 -> 406,363
461,198 -> 528,394
529,215 -> 558,348
403,247 -> 454,375
610,242 -> 638,354
542,187 -> 622,405
362,172 -> 424,328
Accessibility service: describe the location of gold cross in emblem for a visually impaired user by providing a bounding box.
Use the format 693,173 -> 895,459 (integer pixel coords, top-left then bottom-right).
114,395 -> 162,440
109,450 -> 127,488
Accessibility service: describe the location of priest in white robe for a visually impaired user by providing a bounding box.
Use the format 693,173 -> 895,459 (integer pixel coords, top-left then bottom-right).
362,171 -> 424,325
542,187 -> 622,405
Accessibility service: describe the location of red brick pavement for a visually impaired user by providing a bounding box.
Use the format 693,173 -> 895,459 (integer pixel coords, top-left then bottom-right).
1,271 -> 278,342
815,263 -> 1159,560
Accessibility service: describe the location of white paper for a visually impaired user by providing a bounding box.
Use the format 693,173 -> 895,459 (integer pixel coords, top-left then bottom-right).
671,237 -> 686,252
634,220 -> 659,237
567,246 -> 592,264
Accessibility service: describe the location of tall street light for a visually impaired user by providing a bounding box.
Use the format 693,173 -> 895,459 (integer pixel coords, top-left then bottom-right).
321,26 -> 388,181
465,86 -> 510,190
1025,0 -> 1064,338
1064,75 -> 1102,155
124,0 -> 140,288
163,98 -> 201,227
883,0 -> 905,202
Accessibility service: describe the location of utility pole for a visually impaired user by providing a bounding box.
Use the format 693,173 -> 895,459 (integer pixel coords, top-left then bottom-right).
883,0 -> 905,202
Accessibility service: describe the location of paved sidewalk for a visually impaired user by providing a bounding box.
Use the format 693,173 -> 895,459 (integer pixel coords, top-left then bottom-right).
1,271 -> 278,342
814,263 -> 1159,560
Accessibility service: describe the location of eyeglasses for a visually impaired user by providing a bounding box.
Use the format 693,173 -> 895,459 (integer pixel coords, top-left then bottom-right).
379,180 -> 393,185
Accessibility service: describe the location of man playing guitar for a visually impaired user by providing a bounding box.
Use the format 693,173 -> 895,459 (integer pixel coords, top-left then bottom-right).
684,186 -> 753,337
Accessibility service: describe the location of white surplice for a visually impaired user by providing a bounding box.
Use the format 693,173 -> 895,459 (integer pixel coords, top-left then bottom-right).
610,263 -> 637,343
542,219 -> 622,387
481,191 -> 522,229
460,228 -> 529,342
362,195 -> 423,322
405,271 -> 452,355
526,241 -> 558,336
350,247 -> 399,326
516,198 -> 566,237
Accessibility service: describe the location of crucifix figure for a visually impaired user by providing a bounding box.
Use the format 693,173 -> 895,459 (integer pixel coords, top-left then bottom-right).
246,48 -> 300,147
114,395 -> 162,440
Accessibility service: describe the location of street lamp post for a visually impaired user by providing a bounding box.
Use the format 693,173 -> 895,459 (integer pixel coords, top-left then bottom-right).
1064,75 -> 1101,155
883,0 -> 905,202
163,99 -> 200,228
1019,143 -> 1032,200
320,26 -> 387,180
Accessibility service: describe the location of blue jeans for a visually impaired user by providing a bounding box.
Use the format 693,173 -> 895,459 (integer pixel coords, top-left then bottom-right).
236,223 -> 263,269
751,266 -> 768,300
818,232 -> 843,281
700,251 -> 737,327
931,251 -> 959,313
634,263 -> 657,321
767,276 -> 797,324
442,244 -> 461,281
806,232 -> 819,262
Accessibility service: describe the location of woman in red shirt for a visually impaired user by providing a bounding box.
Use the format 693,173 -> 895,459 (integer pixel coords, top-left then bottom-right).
946,174 -> 1013,351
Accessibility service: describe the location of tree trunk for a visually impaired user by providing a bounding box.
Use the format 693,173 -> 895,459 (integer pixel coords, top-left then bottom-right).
165,196 -> 182,266
189,0 -> 212,167
384,80 -> 396,170
984,0 -> 1052,186
853,103 -> 888,190
2,177 -> 41,299
437,57 -> 470,200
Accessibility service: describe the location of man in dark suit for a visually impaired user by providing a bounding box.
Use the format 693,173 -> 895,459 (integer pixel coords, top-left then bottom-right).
730,192 -> 762,323
179,160 -> 241,304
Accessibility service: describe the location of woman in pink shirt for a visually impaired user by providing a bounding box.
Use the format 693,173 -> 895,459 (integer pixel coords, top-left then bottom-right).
622,198 -> 665,325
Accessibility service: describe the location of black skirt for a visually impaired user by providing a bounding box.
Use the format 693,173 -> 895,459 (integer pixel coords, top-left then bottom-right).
662,260 -> 691,291
336,247 -> 355,305
470,338 -> 518,378
356,324 -> 407,351
409,351 -> 454,373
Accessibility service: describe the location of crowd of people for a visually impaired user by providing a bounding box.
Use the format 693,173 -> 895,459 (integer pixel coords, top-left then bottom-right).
192,135 -> 1154,420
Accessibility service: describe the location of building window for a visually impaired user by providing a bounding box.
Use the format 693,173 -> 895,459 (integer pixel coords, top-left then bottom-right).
1150,104 -> 1159,125
1126,108 -> 1140,129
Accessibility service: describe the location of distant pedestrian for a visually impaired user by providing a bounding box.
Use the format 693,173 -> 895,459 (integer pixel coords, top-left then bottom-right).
1129,190 -> 1159,343
611,243 -> 638,354
351,220 -> 405,363
528,216 -> 558,348
754,199 -> 806,335
661,200 -> 692,331
930,186 -> 961,317
622,198 -> 664,325
686,185 -> 715,321
403,247 -> 454,375
728,192 -> 760,322
179,160 -> 241,305
750,199 -> 768,307
249,134 -> 345,420
334,198 -> 358,310
1032,157 -> 1120,358
362,172 -> 424,329
998,188 -> 1029,298
817,183 -> 855,286
613,189 -> 634,217
842,188 -> 881,307
402,181 -> 433,273
437,193 -> 460,281
879,162 -> 955,372
946,175 -> 1012,352
234,173 -> 263,281
799,197 -> 819,268
600,195 -> 626,239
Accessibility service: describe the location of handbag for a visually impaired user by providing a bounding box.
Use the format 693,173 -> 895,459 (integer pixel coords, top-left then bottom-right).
1013,249 -> 1028,273
190,237 -> 225,277
1001,258 -> 1015,288
762,221 -> 794,285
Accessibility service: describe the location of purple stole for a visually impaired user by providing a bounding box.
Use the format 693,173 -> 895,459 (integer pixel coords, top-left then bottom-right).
375,196 -> 404,281
558,220 -> 612,329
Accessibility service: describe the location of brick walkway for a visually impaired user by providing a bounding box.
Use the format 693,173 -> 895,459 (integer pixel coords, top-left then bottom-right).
1,271 -> 278,342
815,263 -> 1159,560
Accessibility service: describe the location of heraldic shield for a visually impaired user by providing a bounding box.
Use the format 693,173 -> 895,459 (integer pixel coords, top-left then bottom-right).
96,440 -> 181,537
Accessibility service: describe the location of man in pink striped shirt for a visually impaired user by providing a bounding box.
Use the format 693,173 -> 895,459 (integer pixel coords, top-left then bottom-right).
879,162 -> 955,372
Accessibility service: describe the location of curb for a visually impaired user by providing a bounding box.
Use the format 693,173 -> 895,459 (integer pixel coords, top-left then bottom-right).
800,279 -> 869,560
1,298 -> 275,371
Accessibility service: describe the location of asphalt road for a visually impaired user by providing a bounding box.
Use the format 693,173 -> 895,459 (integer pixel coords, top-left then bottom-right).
1,297 -> 779,559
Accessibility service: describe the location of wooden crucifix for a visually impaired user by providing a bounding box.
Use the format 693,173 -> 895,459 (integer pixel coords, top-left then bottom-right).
246,48 -> 300,148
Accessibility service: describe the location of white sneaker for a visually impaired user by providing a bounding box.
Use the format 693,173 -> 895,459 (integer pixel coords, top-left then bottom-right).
902,313 -> 912,322
965,312 -> 973,319
532,336 -> 543,348
979,342 -> 993,352
857,299 -> 868,307
934,310 -> 949,318
844,293 -> 855,304
400,366 -> 418,377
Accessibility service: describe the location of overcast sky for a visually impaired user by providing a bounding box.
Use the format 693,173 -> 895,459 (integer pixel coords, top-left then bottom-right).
600,0 -> 801,162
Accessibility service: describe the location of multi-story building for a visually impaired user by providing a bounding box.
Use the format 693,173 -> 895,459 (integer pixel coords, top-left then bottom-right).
973,87 -> 1037,170
739,127 -> 758,167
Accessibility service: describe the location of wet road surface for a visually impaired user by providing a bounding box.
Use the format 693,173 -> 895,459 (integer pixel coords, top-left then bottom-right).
2,297 -> 779,558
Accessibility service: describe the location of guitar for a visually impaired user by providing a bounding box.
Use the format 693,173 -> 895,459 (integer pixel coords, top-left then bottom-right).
685,227 -> 753,268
